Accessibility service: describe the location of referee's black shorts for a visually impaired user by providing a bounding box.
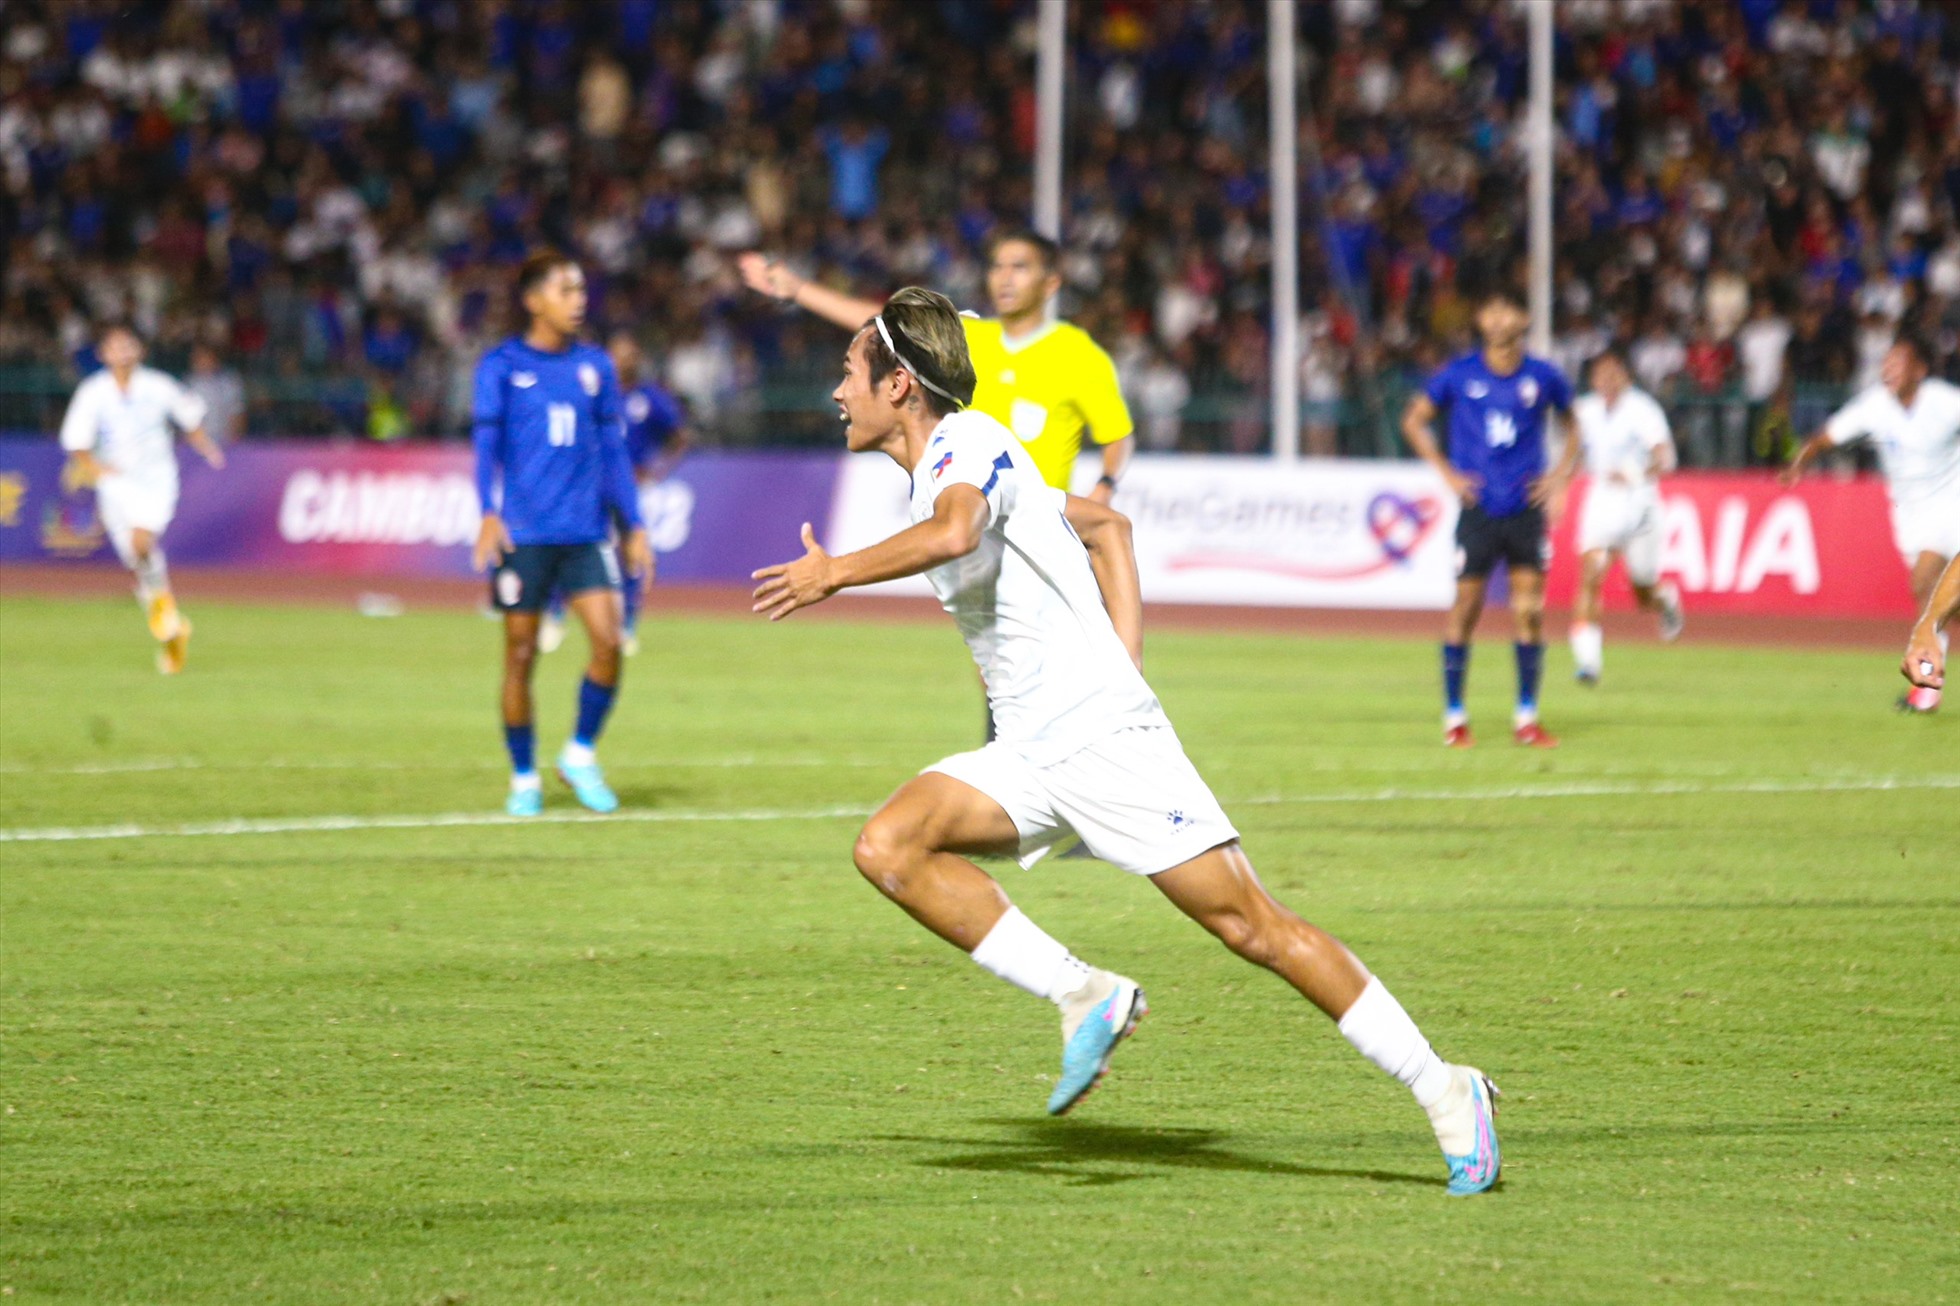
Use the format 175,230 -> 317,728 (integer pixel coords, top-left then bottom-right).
1455,504 -> 1548,579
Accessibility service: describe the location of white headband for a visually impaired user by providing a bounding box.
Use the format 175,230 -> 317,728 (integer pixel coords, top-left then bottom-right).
873,314 -> 966,409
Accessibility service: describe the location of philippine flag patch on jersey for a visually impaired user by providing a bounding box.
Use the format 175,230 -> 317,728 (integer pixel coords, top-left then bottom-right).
931,451 -> 955,480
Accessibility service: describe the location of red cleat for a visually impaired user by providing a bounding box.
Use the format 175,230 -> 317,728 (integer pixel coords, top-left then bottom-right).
1513,722 -> 1560,748
1444,724 -> 1475,748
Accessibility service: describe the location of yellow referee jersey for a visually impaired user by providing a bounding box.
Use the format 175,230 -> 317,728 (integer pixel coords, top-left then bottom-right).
961,318 -> 1133,491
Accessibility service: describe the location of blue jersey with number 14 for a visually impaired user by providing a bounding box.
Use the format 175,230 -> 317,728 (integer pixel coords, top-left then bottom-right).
472,338 -> 644,545
1423,351 -> 1572,517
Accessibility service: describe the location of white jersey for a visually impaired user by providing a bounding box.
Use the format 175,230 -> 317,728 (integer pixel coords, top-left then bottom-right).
909,410 -> 1168,764
58,366 -> 208,492
1823,377 -> 1960,510
1573,386 -> 1673,486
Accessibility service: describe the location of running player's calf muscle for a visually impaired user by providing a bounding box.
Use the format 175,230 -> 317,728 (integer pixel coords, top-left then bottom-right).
1151,843 -> 1371,1019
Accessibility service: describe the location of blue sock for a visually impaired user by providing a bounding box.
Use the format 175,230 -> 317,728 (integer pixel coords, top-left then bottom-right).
574,676 -> 617,749
1515,642 -> 1544,714
504,723 -> 536,777
1442,643 -> 1469,714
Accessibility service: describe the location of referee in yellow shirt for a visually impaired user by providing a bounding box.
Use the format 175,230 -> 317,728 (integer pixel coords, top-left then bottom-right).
737,229 -> 1135,503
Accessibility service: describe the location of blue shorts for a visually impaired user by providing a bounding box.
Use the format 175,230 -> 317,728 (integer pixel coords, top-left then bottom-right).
491,543 -> 618,612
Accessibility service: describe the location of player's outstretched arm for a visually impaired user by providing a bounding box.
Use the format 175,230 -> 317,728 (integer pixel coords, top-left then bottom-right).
1065,494 -> 1144,669
751,486 -> 989,621
1903,554 -> 1960,689
1779,431 -> 1835,487
735,253 -> 885,331
183,425 -> 226,470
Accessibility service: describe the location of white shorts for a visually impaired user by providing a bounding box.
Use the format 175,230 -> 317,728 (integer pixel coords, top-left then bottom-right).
926,726 -> 1239,878
1578,484 -> 1663,586
96,475 -> 178,566
1890,497 -> 1960,565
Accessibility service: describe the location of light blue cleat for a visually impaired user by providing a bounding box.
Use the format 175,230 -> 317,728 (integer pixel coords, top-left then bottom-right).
1046,974 -> 1146,1116
556,753 -> 619,813
1443,1068 -> 1502,1196
505,784 -> 542,817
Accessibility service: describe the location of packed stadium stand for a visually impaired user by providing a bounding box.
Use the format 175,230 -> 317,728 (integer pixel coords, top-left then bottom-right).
2,0 -> 1957,456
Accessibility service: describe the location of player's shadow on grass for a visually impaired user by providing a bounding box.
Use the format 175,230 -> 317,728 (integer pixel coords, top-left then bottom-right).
880,1118 -> 1442,1190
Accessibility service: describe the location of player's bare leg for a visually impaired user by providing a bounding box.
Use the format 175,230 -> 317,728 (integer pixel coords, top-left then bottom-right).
1151,841 -> 1502,1194
500,610 -> 544,814
557,586 -> 626,810
1902,551 -> 1950,712
1441,576 -> 1487,746
1509,565 -> 1555,746
1570,549 -> 1610,685
854,772 -> 1145,1115
126,526 -> 190,673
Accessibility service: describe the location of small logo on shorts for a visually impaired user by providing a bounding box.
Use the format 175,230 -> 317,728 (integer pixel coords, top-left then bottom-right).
1168,810 -> 1191,830
496,569 -> 523,607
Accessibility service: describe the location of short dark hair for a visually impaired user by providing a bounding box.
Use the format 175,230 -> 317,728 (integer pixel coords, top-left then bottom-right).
986,227 -> 1060,274
1588,344 -> 1629,376
516,249 -> 576,304
1480,284 -> 1528,311
1894,332 -> 1936,370
96,318 -> 140,343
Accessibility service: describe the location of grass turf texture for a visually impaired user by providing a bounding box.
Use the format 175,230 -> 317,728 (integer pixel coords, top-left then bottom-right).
2,593 -> 1955,1304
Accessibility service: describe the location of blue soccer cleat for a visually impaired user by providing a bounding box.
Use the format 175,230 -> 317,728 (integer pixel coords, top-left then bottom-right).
1443,1067 -> 1502,1196
505,784 -> 542,817
556,752 -> 619,813
1047,974 -> 1146,1116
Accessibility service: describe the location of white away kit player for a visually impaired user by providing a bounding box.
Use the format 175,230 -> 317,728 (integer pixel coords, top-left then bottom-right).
58,323 -> 227,673
749,288 -> 1505,1195
1784,334 -> 1960,712
1569,349 -> 1684,683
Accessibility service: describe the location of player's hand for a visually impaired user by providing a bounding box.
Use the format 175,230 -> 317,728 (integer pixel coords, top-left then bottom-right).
472,514 -> 513,573
751,522 -> 837,621
61,453 -> 106,492
1902,622 -> 1946,689
736,252 -> 804,302
1443,467 -> 1482,505
1088,480 -> 1116,507
1530,474 -> 1570,520
623,528 -> 656,598
201,444 -> 227,471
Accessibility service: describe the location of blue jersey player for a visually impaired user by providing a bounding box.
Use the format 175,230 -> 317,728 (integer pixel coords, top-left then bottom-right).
472,251 -> 653,816
539,329 -> 690,660
1402,287 -> 1579,748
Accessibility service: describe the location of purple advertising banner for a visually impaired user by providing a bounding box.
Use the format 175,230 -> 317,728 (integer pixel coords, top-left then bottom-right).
0,438 -> 842,583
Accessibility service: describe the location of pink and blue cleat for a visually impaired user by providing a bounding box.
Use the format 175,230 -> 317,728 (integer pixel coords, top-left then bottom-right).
1443,1067 -> 1502,1196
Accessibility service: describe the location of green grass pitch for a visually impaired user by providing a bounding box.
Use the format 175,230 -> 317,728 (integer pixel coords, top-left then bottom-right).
2,592 -> 1955,1303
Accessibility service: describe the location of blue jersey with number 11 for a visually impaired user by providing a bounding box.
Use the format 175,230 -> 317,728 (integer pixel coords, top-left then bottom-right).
472,338 -> 644,545
1423,351 -> 1572,517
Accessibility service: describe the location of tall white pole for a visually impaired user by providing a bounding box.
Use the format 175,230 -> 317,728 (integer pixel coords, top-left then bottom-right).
1033,0 -> 1066,242
1268,0 -> 1299,463
1527,0 -> 1554,356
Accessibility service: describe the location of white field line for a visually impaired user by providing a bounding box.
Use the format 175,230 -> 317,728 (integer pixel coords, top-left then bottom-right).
0,755 -> 895,776
0,775 -> 1952,846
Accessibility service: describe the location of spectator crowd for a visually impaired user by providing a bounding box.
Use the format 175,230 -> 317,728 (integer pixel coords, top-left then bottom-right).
1,0 -> 1957,458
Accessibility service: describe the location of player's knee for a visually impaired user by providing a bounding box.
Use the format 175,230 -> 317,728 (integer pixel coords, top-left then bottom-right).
1204,906 -> 1274,965
853,820 -> 918,896
504,639 -> 538,675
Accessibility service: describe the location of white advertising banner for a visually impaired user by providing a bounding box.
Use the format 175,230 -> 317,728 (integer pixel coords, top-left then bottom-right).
826,454 -> 1460,609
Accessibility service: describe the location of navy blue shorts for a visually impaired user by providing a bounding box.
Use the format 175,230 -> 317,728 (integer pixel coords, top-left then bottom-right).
1455,505 -> 1548,579
491,543 -> 618,612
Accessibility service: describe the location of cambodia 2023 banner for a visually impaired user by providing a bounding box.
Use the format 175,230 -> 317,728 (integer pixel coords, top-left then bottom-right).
0,439 -> 841,585
0,438 -> 1920,617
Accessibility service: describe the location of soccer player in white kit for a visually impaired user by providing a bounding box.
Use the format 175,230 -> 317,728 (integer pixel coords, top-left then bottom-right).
1568,349 -> 1685,684
751,289 -> 1504,1195
1783,335 -> 1960,713
57,323 -> 227,673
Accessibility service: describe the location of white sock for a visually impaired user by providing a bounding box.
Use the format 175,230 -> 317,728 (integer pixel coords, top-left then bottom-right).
510,771 -> 540,790
1570,621 -> 1603,674
560,740 -> 596,767
1337,977 -> 1453,1111
133,548 -> 169,604
1513,706 -> 1538,729
970,907 -> 1092,1006
1443,707 -> 1468,730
